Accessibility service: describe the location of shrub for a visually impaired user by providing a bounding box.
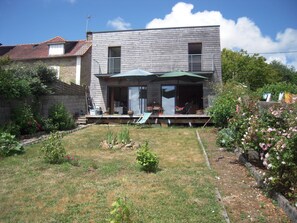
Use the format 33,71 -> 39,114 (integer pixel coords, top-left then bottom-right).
265,129 -> 297,198
41,132 -> 66,164
257,82 -> 297,101
42,118 -> 58,133
48,103 -> 76,131
1,122 -> 21,138
136,141 -> 159,173
216,128 -> 236,150
240,104 -> 297,198
260,105 -> 297,197
108,197 -> 132,223
228,111 -> 251,148
12,104 -> 38,135
208,82 -> 250,128
0,132 -> 24,157
0,60 -> 57,99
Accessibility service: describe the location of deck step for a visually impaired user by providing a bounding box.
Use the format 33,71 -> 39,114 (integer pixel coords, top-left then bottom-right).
76,116 -> 87,125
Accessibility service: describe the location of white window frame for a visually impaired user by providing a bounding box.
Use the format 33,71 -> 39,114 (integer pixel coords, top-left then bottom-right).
49,44 -> 65,56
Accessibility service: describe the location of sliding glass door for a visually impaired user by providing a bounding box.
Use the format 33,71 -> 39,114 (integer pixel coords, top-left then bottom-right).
128,86 -> 147,115
162,85 -> 176,115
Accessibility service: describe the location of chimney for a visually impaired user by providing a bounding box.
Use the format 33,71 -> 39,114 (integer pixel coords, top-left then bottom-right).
86,32 -> 92,41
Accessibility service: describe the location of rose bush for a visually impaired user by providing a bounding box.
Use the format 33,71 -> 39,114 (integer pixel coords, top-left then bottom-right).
240,104 -> 297,199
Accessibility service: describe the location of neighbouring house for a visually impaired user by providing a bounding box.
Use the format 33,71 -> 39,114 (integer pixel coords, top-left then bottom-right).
0,36 -> 92,86
90,25 -> 221,115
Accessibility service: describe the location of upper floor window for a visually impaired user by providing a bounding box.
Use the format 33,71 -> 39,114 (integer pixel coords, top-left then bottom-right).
49,44 -> 65,56
108,46 -> 121,74
188,43 -> 202,71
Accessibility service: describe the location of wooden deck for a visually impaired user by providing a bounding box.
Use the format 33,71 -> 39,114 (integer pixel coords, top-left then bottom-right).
84,114 -> 212,126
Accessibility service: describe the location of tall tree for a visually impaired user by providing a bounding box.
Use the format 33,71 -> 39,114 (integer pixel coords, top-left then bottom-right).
269,60 -> 297,84
222,49 -> 277,90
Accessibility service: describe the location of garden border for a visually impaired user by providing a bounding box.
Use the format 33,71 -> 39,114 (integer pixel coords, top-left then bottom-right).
234,150 -> 297,223
21,124 -> 92,147
196,130 -> 231,223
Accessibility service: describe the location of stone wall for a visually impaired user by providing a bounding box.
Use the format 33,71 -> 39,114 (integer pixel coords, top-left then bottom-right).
39,95 -> 86,117
22,58 -> 77,84
0,81 -> 86,125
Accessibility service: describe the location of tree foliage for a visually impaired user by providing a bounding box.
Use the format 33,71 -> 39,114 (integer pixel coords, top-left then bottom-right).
0,57 -> 57,99
269,60 -> 297,84
221,49 -> 297,90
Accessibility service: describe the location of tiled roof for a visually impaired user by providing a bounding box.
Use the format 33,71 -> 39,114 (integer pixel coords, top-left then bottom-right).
0,37 -> 91,60
47,36 -> 66,44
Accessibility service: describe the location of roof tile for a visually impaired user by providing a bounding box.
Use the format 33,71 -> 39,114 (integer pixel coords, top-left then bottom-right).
0,37 -> 91,60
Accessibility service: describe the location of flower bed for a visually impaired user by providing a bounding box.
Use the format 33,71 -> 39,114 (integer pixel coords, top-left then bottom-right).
217,101 -> 297,219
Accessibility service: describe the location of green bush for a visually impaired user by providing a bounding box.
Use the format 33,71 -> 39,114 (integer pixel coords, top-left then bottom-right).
136,141 -> 159,173
108,197 -> 132,223
41,132 -> 66,164
0,59 -> 57,99
216,128 -> 235,150
12,104 -> 38,135
42,118 -> 58,133
1,122 -> 21,138
257,82 -> 297,101
0,132 -> 24,157
48,103 -> 76,131
208,82 -> 250,128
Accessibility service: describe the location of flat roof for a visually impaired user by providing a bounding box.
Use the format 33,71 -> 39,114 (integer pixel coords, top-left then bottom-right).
88,25 -> 220,35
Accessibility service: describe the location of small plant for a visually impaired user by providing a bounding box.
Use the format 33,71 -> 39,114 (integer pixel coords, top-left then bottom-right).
118,127 -> 130,144
136,141 -> 159,173
107,130 -> 117,148
108,197 -> 132,223
0,132 -> 24,157
41,132 -> 66,164
216,128 -> 235,150
64,155 -> 80,166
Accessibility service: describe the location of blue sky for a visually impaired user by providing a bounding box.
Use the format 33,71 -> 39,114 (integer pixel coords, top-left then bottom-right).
1,0 -> 297,67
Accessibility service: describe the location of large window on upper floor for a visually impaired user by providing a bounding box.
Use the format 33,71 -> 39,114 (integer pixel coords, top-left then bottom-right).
188,43 -> 202,71
108,46 -> 121,74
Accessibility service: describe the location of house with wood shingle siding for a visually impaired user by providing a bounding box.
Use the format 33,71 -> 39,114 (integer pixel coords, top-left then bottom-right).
0,37 -> 92,86
89,26 -> 221,115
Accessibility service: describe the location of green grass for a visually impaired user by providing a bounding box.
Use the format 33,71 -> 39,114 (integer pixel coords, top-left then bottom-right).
0,125 -> 224,222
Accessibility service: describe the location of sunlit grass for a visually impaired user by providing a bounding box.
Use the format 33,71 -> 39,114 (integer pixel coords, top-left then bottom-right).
0,125 -> 224,222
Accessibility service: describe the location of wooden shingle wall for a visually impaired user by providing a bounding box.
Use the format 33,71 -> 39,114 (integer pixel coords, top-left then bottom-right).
90,26 -> 221,111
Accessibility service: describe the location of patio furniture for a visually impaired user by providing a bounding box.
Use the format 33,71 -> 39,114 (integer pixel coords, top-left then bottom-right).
133,112 -> 152,125
176,102 -> 192,114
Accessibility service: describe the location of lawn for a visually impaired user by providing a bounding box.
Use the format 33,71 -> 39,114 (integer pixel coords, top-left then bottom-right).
0,125 -> 225,223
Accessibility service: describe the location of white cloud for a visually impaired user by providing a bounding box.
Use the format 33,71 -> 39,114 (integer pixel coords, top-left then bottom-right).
107,17 -> 131,30
146,2 -> 297,69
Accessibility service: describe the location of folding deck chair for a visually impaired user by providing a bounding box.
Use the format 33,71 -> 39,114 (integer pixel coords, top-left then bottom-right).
133,112 -> 152,126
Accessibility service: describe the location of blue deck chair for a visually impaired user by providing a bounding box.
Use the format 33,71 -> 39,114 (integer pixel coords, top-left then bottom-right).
133,112 -> 152,125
